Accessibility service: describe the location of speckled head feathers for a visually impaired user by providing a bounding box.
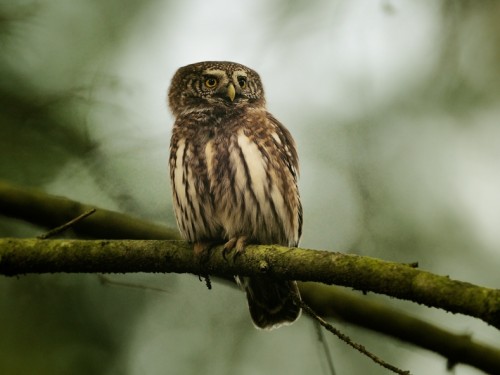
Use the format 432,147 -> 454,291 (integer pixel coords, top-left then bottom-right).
168,61 -> 265,116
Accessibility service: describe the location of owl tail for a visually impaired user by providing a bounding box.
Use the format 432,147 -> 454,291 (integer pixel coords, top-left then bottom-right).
239,276 -> 302,329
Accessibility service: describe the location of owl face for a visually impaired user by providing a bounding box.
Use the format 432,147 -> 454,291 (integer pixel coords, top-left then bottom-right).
168,61 -> 266,116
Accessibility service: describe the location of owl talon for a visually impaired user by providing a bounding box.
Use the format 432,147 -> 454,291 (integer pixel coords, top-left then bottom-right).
223,236 -> 247,260
222,238 -> 236,260
234,236 -> 247,256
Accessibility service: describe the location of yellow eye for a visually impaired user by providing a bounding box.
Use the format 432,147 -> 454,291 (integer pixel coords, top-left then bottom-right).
238,76 -> 247,88
204,77 -> 218,88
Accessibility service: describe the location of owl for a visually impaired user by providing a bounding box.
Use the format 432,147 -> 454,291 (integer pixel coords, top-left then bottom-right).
168,61 -> 302,329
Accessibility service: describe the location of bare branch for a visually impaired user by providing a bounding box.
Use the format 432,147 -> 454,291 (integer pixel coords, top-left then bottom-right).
295,294 -> 410,375
300,283 -> 500,374
37,208 -> 96,239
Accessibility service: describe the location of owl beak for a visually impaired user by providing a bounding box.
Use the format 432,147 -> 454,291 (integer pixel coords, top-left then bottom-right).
227,83 -> 236,102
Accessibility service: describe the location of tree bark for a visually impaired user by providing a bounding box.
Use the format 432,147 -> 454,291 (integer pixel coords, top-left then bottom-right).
0,237 -> 499,330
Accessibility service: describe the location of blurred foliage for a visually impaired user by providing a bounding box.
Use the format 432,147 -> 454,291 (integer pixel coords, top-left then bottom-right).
0,2 -> 158,375
0,1 -> 156,187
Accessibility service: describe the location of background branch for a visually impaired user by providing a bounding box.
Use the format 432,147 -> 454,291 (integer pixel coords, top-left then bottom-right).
0,180 -> 180,240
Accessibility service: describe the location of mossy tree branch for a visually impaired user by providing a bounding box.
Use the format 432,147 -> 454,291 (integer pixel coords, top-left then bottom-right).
1,237 -> 499,330
1,180 -> 500,373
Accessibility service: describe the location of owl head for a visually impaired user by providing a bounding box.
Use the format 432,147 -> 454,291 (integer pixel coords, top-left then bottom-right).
168,61 -> 266,116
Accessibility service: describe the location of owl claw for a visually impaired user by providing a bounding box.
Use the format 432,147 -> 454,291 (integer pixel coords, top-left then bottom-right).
222,238 -> 237,260
223,236 -> 247,260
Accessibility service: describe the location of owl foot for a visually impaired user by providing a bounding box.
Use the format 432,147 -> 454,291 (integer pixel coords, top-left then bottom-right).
222,236 -> 247,260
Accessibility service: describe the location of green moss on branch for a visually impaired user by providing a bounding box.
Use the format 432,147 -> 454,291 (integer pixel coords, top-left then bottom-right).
0,238 -> 499,331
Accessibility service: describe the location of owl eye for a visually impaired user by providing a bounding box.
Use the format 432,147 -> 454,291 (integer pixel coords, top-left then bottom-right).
204,77 -> 218,88
237,76 -> 247,88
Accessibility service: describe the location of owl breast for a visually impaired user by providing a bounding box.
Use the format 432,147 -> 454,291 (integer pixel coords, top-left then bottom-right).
170,108 -> 301,247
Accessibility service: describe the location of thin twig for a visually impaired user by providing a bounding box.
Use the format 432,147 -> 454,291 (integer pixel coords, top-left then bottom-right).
37,208 -> 96,239
314,320 -> 337,375
98,275 -> 170,293
294,294 -> 411,375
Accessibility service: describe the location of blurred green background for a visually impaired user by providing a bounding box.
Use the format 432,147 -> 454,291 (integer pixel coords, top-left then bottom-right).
1,1 -> 499,374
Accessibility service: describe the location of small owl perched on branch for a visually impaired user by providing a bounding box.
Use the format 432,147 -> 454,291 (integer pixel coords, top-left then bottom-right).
168,61 -> 302,329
